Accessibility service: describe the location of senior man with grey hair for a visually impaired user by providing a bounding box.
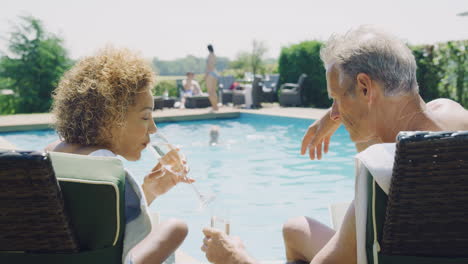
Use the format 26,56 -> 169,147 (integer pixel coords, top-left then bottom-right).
200,26 -> 468,264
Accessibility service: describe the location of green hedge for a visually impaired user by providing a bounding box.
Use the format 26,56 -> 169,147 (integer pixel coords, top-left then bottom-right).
153,80 -> 178,98
411,41 -> 467,107
279,39 -> 467,108
278,41 -> 329,107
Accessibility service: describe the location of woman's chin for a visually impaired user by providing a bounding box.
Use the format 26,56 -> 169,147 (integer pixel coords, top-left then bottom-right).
123,152 -> 141,162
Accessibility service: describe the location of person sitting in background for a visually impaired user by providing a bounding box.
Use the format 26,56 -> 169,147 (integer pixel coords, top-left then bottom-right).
46,47 -> 193,264
181,72 -> 202,108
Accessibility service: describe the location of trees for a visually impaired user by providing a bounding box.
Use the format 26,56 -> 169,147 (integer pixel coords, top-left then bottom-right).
229,39 -> 269,76
0,16 -> 71,114
152,55 -> 230,76
411,45 -> 442,103
250,40 -> 268,75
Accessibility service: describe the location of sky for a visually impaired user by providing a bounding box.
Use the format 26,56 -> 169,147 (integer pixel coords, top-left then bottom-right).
0,0 -> 467,60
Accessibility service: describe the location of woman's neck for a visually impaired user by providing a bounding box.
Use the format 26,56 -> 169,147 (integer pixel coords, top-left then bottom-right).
51,141 -> 105,156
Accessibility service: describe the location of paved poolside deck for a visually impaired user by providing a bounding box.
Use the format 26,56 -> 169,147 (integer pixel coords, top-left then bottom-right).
0,104 -> 327,263
0,104 -> 328,133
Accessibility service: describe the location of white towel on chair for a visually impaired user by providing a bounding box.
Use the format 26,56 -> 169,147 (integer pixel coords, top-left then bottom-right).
354,143 -> 396,264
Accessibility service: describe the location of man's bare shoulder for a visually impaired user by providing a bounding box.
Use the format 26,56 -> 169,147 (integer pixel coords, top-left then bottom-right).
426,98 -> 468,130
427,98 -> 465,112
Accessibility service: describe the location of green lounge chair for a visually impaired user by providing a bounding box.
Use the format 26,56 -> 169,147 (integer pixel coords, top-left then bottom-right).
365,131 -> 468,264
0,150 -> 126,264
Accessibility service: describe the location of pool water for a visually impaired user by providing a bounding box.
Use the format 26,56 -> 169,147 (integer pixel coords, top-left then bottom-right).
1,113 -> 356,261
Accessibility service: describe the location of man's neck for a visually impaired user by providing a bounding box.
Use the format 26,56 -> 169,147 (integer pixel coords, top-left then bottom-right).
375,94 -> 439,142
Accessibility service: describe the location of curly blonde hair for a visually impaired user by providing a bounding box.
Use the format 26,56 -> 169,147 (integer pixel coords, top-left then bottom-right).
52,47 -> 156,147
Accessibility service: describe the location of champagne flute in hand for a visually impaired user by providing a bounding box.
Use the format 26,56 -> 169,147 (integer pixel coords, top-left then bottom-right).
148,131 -> 216,210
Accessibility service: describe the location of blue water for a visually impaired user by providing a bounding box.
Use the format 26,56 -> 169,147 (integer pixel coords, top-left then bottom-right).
1,113 -> 356,261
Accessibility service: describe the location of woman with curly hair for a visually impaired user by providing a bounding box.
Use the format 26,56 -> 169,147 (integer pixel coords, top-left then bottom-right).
47,47 -> 191,264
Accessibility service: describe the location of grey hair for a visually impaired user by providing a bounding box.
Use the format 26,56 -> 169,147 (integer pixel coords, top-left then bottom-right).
320,25 -> 418,96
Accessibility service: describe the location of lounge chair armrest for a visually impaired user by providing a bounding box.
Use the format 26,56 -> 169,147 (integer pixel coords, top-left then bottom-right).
280,83 -> 298,90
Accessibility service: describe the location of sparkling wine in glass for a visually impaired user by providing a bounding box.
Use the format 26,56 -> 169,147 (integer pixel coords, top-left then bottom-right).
210,215 -> 230,235
148,131 -> 215,210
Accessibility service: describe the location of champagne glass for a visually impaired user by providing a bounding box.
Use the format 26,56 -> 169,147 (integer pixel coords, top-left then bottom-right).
147,131 -> 216,210
210,212 -> 230,235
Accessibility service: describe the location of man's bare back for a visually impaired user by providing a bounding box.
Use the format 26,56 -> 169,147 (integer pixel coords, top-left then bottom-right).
308,98 -> 468,264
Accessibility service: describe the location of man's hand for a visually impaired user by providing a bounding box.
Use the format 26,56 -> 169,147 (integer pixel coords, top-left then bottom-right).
301,110 -> 340,160
201,227 -> 256,264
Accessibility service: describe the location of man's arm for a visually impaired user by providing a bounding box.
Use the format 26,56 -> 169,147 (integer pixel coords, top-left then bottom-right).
301,108 -> 340,160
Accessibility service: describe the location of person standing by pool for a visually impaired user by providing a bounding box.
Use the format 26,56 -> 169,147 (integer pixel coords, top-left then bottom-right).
200,26 -> 468,264
205,44 -> 219,112
47,47 -> 193,264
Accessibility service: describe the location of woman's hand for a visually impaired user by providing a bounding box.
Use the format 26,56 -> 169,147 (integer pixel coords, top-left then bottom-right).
301,110 -> 341,160
142,149 -> 194,204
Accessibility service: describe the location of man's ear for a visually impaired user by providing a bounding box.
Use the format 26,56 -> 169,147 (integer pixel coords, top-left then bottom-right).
356,73 -> 375,105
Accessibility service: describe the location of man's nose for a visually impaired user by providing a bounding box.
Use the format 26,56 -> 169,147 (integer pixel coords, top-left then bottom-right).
330,101 -> 341,121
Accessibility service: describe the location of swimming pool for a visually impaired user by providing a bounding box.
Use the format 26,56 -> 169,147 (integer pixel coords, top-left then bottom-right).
1,113 -> 356,261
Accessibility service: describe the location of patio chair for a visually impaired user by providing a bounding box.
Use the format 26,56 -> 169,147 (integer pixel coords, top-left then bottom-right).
261,74 -> 279,103
176,79 -> 184,99
154,96 -> 164,110
279,74 -> 307,107
218,75 -> 235,105
233,75 -> 263,108
0,150 -> 126,263
232,89 -> 245,106
251,76 -> 264,109
365,131 -> 468,264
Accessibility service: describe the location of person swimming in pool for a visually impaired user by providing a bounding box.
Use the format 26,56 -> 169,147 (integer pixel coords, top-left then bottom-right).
209,126 -> 220,146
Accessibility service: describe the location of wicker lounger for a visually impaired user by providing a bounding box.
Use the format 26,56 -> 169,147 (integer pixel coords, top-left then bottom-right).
367,131 -> 468,263
185,96 -> 211,108
0,151 -> 126,263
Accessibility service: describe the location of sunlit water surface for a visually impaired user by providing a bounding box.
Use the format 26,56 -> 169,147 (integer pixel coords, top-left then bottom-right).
1,113 -> 356,261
